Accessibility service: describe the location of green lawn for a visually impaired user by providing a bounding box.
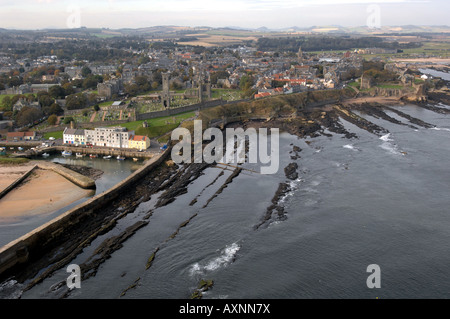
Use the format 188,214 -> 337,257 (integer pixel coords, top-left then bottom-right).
44,131 -> 64,140
0,156 -> 30,165
348,81 -> 360,88
377,84 -> 405,89
114,111 -> 196,138
98,101 -> 114,107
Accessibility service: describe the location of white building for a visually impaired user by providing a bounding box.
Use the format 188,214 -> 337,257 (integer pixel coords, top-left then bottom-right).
63,128 -> 86,145
85,127 -> 134,148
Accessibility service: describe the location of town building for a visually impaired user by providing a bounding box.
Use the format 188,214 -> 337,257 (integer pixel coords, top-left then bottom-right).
6,131 -> 36,141
128,135 -> 151,150
84,127 -> 134,148
97,78 -> 124,99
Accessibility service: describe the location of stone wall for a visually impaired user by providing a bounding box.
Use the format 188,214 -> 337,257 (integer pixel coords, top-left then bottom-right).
0,148 -> 171,276
136,99 -> 250,121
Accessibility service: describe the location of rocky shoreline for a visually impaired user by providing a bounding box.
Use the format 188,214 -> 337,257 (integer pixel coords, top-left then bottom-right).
3,90 -> 450,299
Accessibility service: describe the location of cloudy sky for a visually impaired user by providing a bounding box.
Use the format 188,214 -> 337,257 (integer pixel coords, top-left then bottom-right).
0,0 -> 448,30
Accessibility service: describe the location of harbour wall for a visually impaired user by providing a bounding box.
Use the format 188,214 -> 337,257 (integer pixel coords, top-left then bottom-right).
0,147 -> 171,277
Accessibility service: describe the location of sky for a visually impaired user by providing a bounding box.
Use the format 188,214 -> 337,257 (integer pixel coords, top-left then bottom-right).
0,0 -> 448,30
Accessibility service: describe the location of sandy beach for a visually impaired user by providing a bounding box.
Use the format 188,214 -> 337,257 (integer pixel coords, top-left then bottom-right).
0,167 -> 94,224
0,163 -> 35,193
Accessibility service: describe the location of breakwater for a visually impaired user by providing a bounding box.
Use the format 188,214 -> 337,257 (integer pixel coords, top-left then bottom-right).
0,165 -> 37,200
0,147 -> 171,277
35,162 -> 96,189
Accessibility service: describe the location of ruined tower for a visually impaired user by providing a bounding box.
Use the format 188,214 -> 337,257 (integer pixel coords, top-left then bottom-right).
297,46 -> 304,64
162,72 -> 170,109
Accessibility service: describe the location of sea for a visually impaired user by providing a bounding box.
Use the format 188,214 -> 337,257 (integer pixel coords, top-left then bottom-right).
1,70 -> 450,299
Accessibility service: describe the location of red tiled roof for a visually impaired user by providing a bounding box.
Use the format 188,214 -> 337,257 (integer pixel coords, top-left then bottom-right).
131,135 -> 147,141
255,92 -> 271,99
7,132 -> 34,137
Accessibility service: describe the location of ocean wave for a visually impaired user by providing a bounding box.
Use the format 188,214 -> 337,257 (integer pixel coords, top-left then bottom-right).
343,144 -> 360,151
431,127 -> 450,132
189,242 -> 240,276
379,133 -> 393,142
279,178 -> 302,205
378,133 -> 406,156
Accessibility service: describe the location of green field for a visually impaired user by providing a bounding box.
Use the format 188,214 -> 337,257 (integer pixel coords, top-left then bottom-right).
0,156 -> 30,165
114,111 -> 196,139
98,101 -> 114,107
377,84 -> 406,89
44,131 -> 64,140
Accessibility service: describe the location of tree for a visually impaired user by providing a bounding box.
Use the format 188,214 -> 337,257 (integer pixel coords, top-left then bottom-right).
66,93 -> 87,110
47,114 -> 58,125
49,85 -> 66,99
15,106 -> 43,127
94,104 -> 100,112
170,81 -> 182,90
210,70 -> 230,85
124,83 -> 140,96
82,75 -> 103,90
62,82 -> 75,95
239,75 -> 254,91
49,102 -> 63,115
138,55 -> 150,65
1,96 -> 12,111
37,92 -> 55,108
63,116 -> 75,125
81,66 -> 92,78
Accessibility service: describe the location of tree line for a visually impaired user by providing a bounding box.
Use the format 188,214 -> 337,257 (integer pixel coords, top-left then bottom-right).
256,36 -> 422,52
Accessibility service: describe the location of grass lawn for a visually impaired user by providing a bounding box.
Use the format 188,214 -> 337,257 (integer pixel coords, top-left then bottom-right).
98,101 -> 114,107
44,131 -> 64,140
114,111 -> 196,138
0,156 -> 30,165
377,84 -> 405,89
348,81 -> 360,88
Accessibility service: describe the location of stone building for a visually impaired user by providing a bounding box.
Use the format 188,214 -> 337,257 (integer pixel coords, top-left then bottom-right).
97,78 -> 124,99
360,74 -> 375,90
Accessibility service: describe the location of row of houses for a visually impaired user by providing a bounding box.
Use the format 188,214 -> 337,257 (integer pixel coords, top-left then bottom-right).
63,127 -> 150,150
6,131 -> 37,141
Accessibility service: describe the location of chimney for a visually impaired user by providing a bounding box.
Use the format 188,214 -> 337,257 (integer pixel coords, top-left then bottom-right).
70,121 -> 75,129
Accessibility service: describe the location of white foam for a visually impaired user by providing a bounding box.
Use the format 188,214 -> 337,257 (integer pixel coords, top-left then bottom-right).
343,144 -> 359,151
279,178 -> 302,205
432,127 -> 450,132
380,143 -> 402,155
378,133 -> 406,156
189,242 -> 240,276
379,133 -> 393,142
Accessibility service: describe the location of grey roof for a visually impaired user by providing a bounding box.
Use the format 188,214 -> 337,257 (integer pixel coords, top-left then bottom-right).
74,129 -> 85,135
64,128 -> 77,135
